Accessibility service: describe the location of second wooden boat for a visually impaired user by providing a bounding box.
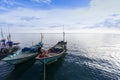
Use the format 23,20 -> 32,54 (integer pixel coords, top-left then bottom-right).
36,41 -> 67,64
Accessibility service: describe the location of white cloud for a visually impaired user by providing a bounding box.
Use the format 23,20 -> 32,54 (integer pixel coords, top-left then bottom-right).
0,0 -> 120,33
90,0 -> 120,18
1,0 -> 18,5
31,0 -> 51,4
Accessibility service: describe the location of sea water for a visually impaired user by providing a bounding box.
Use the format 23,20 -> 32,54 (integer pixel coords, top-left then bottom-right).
1,33 -> 120,80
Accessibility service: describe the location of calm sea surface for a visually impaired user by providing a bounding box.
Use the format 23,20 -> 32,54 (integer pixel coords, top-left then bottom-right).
1,33 -> 120,80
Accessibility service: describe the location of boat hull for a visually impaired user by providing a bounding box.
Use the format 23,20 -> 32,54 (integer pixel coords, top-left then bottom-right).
2,53 -> 38,65
0,46 -> 20,59
37,51 -> 66,64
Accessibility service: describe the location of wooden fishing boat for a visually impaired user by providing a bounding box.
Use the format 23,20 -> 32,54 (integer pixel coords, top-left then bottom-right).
0,30 -> 20,59
0,40 -> 20,59
36,41 -> 67,64
2,42 -> 43,65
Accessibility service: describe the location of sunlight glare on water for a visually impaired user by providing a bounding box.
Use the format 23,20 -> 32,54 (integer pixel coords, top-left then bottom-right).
6,33 -> 120,80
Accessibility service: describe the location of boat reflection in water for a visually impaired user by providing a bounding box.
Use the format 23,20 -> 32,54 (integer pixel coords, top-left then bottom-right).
19,54 -> 66,80
6,58 -> 36,80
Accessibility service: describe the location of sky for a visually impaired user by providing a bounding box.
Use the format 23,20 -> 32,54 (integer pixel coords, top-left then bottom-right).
0,0 -> 120,33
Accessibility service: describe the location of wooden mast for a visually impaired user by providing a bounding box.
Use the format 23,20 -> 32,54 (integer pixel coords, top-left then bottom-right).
41,33 -> 43,43
1,28 -> 4,39
63,25 -> 65,42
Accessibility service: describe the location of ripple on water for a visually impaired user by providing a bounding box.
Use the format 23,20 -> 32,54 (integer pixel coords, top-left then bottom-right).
0,61 -> 14,80
64,53 -> 120,80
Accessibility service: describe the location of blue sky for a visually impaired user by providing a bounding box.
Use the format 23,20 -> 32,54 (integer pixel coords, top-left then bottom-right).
0,0 -> 90,9
0,0 -> 120,33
